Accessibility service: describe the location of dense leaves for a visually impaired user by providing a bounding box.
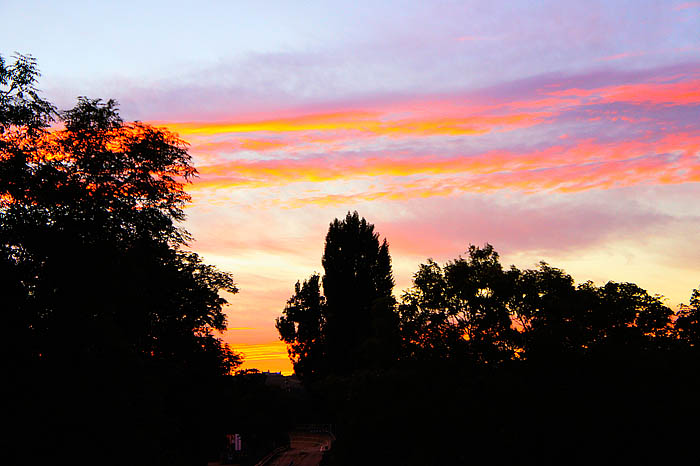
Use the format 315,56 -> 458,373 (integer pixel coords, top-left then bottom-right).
0,53 -> 55,131
399,244 -> 674,363
1,54 -> 239,466
277,212 -> 399,379
676,287 -> 700,344
276,274 -> 327,379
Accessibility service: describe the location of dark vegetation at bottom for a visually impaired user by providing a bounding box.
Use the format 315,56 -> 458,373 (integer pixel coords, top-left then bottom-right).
313,354 -> 700,465
8,351 -> 699,465
4,367 -> 306,465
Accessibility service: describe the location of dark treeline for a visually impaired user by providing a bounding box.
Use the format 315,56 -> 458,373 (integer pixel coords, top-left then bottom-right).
279,212 -> 700,465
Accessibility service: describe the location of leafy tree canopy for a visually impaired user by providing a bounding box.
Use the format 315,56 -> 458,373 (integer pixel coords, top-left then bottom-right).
1,52 -> 241,465
277,212 -> 399,379
1,53 -> 239,375
399,244 -> 674,364
675,285 -> 700,345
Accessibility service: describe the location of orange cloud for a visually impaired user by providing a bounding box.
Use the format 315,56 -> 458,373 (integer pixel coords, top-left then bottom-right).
274,152 -> 699,207
155,75 -> 700,172
188,132 -> 700,193
151,69 -> 700,209
238,138 -> 289,151
162,111 -> 547,140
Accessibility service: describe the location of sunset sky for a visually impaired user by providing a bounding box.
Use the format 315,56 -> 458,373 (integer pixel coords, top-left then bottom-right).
4,0 -> 700,373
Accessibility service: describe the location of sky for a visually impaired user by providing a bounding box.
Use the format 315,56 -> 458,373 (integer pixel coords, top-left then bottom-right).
3,0 -> 700,374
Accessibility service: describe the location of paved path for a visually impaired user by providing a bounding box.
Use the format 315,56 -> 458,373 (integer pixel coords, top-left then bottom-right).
265,431 -> 333,466
266,448 -> 323,466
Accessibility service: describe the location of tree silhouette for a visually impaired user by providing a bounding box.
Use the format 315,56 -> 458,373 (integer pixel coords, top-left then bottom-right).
1,54 -> 239,465
276,274 -> 327,379
277,212 -> 398,379
398,259 -> 466,360
399,244 -> 518,363
322,212 -> 397,373
399,244 -> 674,364
0,53 -> 55,132
675,285 -> 700,345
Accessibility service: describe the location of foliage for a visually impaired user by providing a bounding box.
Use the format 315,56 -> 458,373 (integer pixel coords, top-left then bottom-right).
675,286 -> 700,344
322,211 -> 397,372
1,53 -> 239,465
399,244 -> 674,363
399,245 -> 521,363
0,53 -> 55,131
276,274 -> 327,379
277,211 -> 399,379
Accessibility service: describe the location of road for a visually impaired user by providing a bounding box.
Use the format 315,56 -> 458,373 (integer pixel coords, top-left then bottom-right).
266,448 -> 323,466
264,431 -> 332,466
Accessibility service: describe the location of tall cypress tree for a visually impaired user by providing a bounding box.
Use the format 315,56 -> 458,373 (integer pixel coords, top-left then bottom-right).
277,211 -> 399,379
322,211 -> 396,373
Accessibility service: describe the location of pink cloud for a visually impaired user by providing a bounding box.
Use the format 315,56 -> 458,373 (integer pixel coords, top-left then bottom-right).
674,2 -> 700,11
378,195 -> 673,259
597,51 -> 646,62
